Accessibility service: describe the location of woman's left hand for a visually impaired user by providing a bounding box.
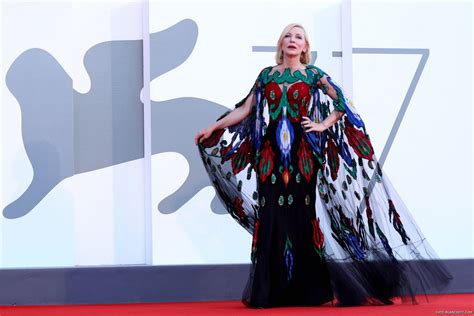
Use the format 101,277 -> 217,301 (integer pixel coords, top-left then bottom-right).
301,116 -> 326,133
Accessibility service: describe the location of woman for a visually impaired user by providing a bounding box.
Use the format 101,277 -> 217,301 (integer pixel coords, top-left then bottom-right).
195,23 -> 452,308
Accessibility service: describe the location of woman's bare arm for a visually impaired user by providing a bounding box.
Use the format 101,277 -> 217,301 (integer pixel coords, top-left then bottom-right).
211,93 -> 255,130
195,92 -> 255,144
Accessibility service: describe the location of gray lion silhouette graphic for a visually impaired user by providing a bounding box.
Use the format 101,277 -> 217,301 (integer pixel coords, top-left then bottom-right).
4,19 -> 230,219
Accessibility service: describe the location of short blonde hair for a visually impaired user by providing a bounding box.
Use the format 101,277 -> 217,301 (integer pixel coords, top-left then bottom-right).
275,23 -> 311,65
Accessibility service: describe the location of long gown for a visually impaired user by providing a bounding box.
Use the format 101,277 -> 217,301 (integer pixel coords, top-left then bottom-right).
197,64 -> 452,308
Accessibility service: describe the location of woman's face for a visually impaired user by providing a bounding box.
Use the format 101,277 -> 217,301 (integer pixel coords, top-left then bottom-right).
281,26 -> 307,60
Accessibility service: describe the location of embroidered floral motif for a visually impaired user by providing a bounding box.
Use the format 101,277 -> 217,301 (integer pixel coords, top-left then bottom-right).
271,173 -> 276,184
278,195 -> 285,206
388,199 -> 411,245
282,167 -> 291,188
279,165 -> 293,188
276,116 -> 294,169
326,137 -> 339,181
344,117 -> 374,161
330,207 -> 367,261
261,67 -> 314,85
231,139 -> 251,175
297,137 -> 314,182
311,217 -> 325,260
233,197 -> 247,224
287,82 -> 309,121
280,86 -> 298,121
266,81 -> 310,123
258,140 -> 274,183
376,222 -> 397,262
283,235 -> 294,281
270,90 -> 275,100
266,82 -> 283,121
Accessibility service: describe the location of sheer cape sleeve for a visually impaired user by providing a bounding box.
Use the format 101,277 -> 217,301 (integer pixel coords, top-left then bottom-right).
197,67 -> 271,233
304,65 -> 452,305
197,64 -> 452,305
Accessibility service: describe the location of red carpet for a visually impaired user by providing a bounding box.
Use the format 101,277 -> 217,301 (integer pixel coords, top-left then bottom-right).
0,294 -> 472,315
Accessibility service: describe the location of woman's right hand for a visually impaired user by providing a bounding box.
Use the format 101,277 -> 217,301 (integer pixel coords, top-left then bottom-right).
195,125 -> 215,145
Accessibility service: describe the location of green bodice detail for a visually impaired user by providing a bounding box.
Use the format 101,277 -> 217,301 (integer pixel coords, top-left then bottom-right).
261,67 -> 315,85
268,85 -> 299,121
262,65 -> 326,121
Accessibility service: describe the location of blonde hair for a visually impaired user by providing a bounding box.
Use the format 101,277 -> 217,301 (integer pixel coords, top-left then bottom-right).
275,23 -> 311,65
